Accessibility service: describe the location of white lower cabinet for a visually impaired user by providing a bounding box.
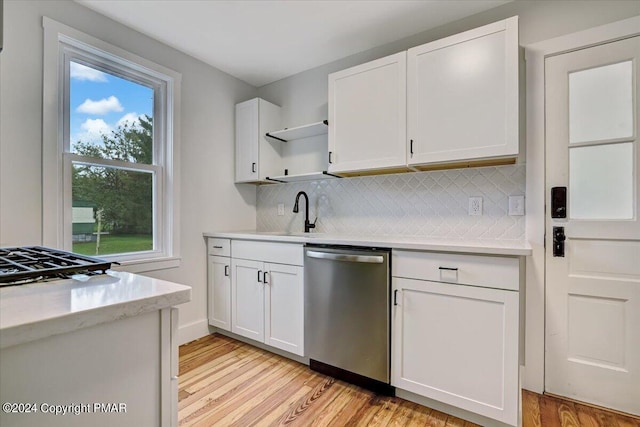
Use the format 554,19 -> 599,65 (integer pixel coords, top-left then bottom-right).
391,250 -> 521,426
230,240 -> 305,357
0,307 -> 179,427
207,238 -> 231,331
207,255 -> 231,331
231,259 -> 265,342
263,263 -> 304,355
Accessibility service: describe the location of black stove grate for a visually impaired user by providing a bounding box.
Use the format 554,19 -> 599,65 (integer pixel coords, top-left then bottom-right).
0,246 -> 113,285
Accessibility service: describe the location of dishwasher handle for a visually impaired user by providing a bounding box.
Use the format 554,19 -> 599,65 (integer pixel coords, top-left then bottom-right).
306,250 -> 384,264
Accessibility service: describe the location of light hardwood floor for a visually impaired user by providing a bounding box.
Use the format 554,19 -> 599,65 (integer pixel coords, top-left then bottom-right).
178,334 -> 640,427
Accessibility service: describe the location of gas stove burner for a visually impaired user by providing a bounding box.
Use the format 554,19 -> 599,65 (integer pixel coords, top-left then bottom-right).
0,246 -> 115,285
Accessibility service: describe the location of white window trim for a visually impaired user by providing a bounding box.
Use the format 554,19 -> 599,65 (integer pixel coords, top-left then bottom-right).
42,17 -> 181,271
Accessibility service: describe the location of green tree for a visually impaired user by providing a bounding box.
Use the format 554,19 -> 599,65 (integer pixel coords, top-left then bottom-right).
72,115 -> 153,235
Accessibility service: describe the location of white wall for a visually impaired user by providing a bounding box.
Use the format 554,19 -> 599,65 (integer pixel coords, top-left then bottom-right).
0,0 -> 258,343
257,0 -> 640,394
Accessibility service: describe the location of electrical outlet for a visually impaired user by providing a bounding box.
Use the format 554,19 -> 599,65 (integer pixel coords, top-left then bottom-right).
508,195 -> 525,216
469,197 -> 483,216
277,203 -> 285,216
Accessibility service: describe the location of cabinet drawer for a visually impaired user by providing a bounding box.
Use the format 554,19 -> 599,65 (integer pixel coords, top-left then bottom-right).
208,238 -> 230,257
392,250 -> 520,291
232,240 -> 303,266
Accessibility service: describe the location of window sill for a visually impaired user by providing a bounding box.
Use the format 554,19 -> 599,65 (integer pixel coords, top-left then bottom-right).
111,256 -> 181,273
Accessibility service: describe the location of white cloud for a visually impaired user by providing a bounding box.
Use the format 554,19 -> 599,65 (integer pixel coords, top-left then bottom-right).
70,62 -> 108,82
80,118 -> 111,135
76,96 -> 124,115
71,119 -> 112,148
117,112 -> 142,128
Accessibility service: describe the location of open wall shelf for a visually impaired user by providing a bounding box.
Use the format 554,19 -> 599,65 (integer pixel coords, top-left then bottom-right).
265,171 -> 340,183
265,120 -> 328,142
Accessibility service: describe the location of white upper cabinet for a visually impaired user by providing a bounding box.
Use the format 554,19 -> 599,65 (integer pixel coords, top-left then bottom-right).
235,98 -> 282,183
407,17 -> 519,166
328,52 -> 407,173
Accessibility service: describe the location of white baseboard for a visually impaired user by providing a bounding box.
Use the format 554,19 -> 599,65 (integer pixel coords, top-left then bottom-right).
395,389 -> 515,427
177,319 -> 209,345
211,328 -> 309,365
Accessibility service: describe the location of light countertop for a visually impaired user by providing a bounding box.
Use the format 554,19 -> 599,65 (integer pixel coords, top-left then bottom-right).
203,231 -> 532,256
0,271 -> 191,349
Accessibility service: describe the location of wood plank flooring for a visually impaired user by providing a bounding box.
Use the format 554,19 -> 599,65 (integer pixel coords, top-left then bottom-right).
178,334 -> 640,427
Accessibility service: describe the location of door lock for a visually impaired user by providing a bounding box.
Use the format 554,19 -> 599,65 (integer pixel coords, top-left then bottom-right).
553,226 -> 566,257
551,187 -> 567,218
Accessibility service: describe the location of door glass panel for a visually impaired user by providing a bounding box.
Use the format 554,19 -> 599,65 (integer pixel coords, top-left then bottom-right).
569,142 -> 634,219
569,61 -> 633,144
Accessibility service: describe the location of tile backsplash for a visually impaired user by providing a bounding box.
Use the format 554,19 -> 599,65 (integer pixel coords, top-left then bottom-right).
257,164 -> 525,240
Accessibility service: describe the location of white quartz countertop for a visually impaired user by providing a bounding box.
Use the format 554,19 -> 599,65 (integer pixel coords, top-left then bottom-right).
0,271 -> 191,349
203,231 -> 532,256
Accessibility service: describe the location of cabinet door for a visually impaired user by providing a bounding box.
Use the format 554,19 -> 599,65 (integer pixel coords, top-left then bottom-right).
264,263 -> 304,356
207,255 -> 231,331
392,278 -> 519,425
235,98 -> 259,183
328,52 -> 407,173
407,17 -> 518,166
231,259 -> 264,342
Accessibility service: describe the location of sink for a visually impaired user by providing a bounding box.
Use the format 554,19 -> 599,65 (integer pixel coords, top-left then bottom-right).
257,231 -> 324,238
290,232 -> 323,238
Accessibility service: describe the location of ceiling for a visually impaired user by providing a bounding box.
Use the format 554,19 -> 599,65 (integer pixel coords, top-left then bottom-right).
76,0 -> 511,87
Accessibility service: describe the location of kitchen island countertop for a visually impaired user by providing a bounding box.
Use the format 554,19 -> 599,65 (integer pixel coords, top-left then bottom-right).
203,231 -> 532,257
0,271 -> 191,349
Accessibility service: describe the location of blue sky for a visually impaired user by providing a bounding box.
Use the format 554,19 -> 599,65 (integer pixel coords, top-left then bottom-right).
70,62 -> 153,150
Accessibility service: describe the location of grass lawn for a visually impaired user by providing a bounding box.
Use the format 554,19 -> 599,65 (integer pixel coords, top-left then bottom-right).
73,234 -> 153,256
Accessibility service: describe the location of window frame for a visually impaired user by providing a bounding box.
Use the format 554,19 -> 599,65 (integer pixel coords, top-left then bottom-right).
43,17 -> 181,271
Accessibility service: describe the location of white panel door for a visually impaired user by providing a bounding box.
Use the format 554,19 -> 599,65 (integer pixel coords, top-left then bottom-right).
545,35 -> 640,415
392,278 -> 519,426
235,99 -> 259,183
264,263 -> 304,356
207,255 -> 231,331
407,17 -> 518,165
231,259 -> 264,342
328,52 -> 407,173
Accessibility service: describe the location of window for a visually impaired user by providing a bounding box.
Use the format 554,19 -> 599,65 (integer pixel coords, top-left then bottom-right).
43,18 -> 181,269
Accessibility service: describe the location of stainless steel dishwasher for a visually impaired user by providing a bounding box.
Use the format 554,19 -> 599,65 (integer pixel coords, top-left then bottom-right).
304,244 -> 393,395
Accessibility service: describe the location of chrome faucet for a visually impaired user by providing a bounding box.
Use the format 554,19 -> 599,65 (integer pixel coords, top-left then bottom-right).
293,191 -> 316,233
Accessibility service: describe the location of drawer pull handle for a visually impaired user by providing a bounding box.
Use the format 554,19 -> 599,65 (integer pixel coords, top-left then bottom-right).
438,267 -> 458,271
264,272 -> 269,284
258,270 -> 263,283
224,265 -> 229,277
394,289 -> 399,306
212,245 -> 223,249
